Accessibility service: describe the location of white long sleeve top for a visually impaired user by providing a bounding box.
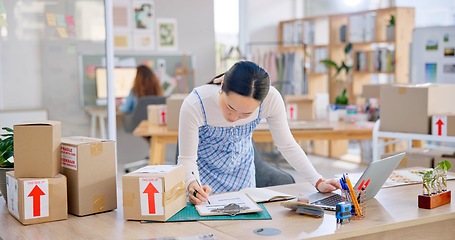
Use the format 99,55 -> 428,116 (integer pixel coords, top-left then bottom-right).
177,84 -> 322,189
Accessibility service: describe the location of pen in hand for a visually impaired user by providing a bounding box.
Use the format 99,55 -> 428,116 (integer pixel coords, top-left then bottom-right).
192,171 -> 211,204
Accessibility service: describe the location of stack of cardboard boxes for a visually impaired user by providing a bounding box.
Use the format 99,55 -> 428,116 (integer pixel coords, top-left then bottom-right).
7,121 -> 67,225
6,121 -> 118,225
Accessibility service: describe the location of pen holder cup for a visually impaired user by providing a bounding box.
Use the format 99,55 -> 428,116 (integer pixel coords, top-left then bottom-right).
351,189 -> 366,220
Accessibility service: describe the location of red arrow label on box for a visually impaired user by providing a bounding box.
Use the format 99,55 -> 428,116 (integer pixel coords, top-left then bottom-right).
436,119 -> 444,136
28,185 -> 45,217
160,111 -> 166,125
289,106 -> 294,119
143,182 -> 159,214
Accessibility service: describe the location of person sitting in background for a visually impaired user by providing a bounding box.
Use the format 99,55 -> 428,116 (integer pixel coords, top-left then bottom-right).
119,65 -> 163,113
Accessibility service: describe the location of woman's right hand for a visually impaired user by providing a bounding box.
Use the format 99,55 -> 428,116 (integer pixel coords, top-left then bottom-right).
188,180 -> 212,205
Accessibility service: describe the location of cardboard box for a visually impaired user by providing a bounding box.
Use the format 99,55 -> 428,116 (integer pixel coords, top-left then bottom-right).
285,95 -> 314,121
61,136 -> 117,216
432,115 -> 455,136
6,172 -> 67,225
122,165 -> 186,222
380,84 -> 455,134
14,121 -> 61,178
166,94 -> 188,131
361,84 -> 389,99
381,148 -> 454,168
147,104 -> 167,125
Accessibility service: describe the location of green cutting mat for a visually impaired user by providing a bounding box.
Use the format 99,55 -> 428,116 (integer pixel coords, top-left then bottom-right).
142,202 -> 272,222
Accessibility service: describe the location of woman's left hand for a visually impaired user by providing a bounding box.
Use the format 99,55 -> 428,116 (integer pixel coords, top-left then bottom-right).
317,178 -> 341,193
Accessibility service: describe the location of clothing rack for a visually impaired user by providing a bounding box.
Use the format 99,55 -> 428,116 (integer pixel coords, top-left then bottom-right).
245,41 -> 307,96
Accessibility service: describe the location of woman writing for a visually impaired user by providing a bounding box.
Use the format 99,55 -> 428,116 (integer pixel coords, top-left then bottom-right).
119,65 -> 163,113
178,61 -> 340,205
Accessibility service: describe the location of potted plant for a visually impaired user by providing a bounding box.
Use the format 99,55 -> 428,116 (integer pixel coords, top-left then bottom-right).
386,15 -> 395,40
0,127 -> 14,203
320,43 -> 353,83
419,160 -> 452,209
321,43 -> 352,112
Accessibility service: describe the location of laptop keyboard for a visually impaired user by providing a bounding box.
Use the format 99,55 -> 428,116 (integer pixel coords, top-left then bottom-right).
313,194 -> 345,207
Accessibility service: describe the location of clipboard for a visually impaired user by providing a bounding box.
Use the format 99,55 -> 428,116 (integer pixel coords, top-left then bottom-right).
141,202 -> 272,222
195,192 -> 263,216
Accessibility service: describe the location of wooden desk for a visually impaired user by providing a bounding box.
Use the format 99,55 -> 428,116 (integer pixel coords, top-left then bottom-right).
200,181 -> 455,239
2,181 -> 455,239
133,120 -> 374,165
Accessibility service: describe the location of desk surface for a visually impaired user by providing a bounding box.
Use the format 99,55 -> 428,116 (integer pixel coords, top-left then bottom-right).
1,180 -> 454,239
133,120 -> 374,139
133,120 -> 374,165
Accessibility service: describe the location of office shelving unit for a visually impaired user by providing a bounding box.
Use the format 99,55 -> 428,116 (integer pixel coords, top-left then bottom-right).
279,7 -> 415,105
278,7 -> 415,159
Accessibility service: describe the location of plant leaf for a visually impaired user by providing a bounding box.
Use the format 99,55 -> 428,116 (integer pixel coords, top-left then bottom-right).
320,59 -> 339,70
438,160 -> 452,171
344,43 -> 352,54
1,127 -> 13,133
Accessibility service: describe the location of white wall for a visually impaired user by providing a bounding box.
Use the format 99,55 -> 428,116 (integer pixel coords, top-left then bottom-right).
240,0 -> 296,55
0,41 -> 42,109
396,0 -> 455,27
154,0 -> 216,85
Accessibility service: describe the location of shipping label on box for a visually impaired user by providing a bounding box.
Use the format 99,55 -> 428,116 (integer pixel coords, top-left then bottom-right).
13,121 -> 61,178
139,177 -> 164,216
61,136 -> 117,216
6,172 -> 67,225
61,145 -> 77,170
122,165 -> 186,222
432,115 -> 455,137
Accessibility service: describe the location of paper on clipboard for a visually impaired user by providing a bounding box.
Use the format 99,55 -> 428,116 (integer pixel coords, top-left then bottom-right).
195,192 -> 262,216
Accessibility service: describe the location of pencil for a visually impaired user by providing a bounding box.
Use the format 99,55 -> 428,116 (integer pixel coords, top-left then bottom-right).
345,174 -> 362,216
192,171 -> 211,204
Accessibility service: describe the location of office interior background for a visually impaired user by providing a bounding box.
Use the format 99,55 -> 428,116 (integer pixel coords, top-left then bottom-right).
1,0 -> 455,176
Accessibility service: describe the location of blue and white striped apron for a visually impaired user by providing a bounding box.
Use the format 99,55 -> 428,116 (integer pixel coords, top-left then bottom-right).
194,89 -> 262,194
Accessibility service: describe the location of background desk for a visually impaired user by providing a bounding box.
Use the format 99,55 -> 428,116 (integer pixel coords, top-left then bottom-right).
1,180 -> 454,239
133,120 -> 374,165
85,106 -> 125,139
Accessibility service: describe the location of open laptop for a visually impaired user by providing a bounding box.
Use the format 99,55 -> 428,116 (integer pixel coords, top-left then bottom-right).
309,152 -> 405,211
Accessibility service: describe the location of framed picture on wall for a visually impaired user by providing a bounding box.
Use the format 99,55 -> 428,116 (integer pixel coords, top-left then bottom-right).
114,32 -> 132,50
113,1 -> 131,32
133,33 -> 155,50
133,0 -> 155,32
156,18 -> 178,51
